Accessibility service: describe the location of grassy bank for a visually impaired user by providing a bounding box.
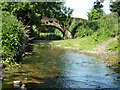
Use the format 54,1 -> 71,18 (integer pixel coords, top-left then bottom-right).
50,13 -> 119,67
50,33 -> 116,51
106,39 -> 119,53
50,36 -> 118,67
51,36 -> 97,50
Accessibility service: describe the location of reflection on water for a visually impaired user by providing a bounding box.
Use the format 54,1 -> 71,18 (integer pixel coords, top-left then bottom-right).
2,41 -> 120,88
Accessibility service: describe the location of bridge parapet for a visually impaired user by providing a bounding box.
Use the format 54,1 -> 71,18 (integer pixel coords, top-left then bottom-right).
41,17 -> 64,36
41,17 -> 56,23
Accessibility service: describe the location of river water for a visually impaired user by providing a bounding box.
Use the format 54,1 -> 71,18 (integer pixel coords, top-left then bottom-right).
2,41 -> 120,89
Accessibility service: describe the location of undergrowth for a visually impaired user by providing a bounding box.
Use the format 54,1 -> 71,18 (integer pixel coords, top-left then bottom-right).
2,11 -> 24,69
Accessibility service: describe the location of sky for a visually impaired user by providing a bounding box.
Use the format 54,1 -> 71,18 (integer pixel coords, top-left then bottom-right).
64,0 -> 111,19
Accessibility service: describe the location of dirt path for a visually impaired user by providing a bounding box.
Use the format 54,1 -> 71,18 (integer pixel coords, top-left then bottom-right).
54,36 -> 118,65
80,36 -> 118,65
94,36 -> 118,52
81,36 -> 118,54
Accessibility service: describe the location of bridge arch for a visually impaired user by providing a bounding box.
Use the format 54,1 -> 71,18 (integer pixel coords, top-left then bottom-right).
41,17 -> 65,37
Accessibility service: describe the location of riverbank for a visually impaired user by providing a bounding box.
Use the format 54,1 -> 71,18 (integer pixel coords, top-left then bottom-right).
2,40 -> 120,88
50,36 -> 119,67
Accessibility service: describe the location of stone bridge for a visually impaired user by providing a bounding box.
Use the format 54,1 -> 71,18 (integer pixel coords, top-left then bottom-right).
41,17 -> 65,37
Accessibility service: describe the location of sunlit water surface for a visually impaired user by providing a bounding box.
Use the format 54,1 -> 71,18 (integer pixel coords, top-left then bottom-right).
2,41 -> 120,89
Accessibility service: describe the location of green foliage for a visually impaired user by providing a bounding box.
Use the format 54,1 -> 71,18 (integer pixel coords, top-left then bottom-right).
0,7 -> 2,56
69,18 -> 86,38
32,26 -> 39,37
1,2 -> 64,26
2,11 -> 24,68
55,29 -> 63,36
102,12 -> 118,19
70,14 -> 118,41
87,8 -> 105,20
74,21 -> 100,38
69,22 -> 78,38
1,2 -> 73,37
68,13 -> 119,54
106,39 -> 119,53
56,7 -> 73,37
56,7 -> 73,27
39,26 -> 55,33
93,1 -> 103,9
39,33 -> 63,40
32,25 -> 63,39
87,1 -> 105,20
1,2 -> 70,27
2,2 -> 41,26
110,1 -> 120,16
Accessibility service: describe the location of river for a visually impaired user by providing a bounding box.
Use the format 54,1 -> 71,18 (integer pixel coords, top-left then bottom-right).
2,40 -> 120,89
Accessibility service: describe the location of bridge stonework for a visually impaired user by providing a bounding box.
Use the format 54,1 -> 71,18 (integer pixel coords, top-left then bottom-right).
41,17 -> 65,37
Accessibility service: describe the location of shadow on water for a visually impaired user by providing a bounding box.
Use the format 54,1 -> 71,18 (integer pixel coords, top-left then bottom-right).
32,40 -> 54,43
2,40 -> 120,89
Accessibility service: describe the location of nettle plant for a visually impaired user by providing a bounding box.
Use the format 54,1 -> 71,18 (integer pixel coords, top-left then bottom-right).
2,11 -> 24,68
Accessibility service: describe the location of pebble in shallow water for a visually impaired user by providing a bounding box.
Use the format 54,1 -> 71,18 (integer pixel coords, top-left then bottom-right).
13,81 -> 22,87
21,83 -> 27,89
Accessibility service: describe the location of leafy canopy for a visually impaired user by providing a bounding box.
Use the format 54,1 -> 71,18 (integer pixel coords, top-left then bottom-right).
2,2 -> 74,37
87,1 -> 105,20
110,1 -> 120,16
1,2 -> 65,27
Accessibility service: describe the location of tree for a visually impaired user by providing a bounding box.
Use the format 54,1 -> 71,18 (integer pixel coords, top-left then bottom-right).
87,1 -> 105,20
2,2 -> 73,38
56,7 -> 74,38
1,2 -> 64,27
110,1 -> 120,16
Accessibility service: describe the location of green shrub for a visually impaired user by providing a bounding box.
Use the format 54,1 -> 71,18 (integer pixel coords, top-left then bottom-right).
73,20 -> 99,38
102,12 -> 118,19
69,13 -> 118,42
54,29 -> 63,37
32,26 -> 39,37
2,11 -> 24,68
69,21 -> 83,38
39,33 -> 63,40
